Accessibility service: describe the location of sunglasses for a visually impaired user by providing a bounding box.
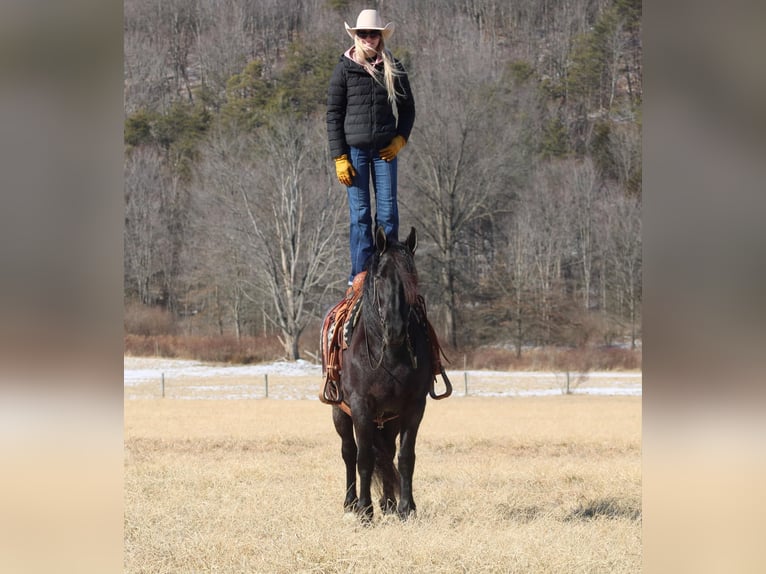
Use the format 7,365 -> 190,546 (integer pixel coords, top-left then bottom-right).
356,30 -> 381,39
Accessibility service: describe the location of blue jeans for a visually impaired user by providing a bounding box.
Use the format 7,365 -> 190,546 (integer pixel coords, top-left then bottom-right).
346,146 -> 399,282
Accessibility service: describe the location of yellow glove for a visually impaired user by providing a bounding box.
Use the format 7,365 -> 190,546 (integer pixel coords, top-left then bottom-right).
380,135 -> 406,162
334,154 -> 356,186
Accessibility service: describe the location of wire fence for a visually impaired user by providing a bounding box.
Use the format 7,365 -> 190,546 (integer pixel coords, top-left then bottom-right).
124,368 -> 641,401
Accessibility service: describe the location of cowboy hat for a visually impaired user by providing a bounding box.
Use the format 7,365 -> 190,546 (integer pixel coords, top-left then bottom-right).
345,9 -> 394,41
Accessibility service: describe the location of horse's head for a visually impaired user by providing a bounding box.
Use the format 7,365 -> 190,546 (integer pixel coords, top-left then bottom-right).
366,226 -> 418,348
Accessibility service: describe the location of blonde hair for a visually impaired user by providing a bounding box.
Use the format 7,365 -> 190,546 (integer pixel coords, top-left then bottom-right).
353,36 -> 405,115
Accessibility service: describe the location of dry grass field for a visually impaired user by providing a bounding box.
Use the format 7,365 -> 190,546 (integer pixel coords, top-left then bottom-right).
125,391 -> 641,573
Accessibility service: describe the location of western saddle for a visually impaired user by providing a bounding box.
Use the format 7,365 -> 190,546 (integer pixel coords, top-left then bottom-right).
319,271 -> 452,413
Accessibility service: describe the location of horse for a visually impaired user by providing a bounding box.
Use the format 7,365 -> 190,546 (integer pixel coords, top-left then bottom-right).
332,226 -> 437,522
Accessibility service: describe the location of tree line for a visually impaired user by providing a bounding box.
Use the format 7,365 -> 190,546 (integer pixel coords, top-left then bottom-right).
124,0 -> 642,359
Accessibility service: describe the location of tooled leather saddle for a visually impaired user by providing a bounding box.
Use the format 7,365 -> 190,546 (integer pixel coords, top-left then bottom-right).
319,271 -> 452,409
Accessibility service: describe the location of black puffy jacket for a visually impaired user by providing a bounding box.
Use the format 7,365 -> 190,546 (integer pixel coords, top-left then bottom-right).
326,52 -> 415,159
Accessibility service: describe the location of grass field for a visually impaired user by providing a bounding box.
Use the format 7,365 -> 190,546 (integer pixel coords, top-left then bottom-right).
125,393 -> 641,573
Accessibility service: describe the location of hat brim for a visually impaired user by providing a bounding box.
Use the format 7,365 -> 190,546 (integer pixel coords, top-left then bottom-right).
344,22 -> 394,41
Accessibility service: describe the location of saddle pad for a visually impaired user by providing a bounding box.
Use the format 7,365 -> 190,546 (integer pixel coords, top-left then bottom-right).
342,296 -> 364,349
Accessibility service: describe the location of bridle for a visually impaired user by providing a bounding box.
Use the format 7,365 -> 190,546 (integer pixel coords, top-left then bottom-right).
364,266 -> 418,371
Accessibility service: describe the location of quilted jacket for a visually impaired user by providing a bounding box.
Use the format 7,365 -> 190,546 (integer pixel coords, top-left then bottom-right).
326,51 -> 415,159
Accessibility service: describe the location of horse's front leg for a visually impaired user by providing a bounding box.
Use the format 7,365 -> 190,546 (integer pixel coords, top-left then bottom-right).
352,413 -> 375,523
332,406 -> 358,512
397,399 -> 426,520
378,422 -> 400,514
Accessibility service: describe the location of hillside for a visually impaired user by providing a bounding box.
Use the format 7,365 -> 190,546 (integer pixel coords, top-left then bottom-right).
123,0 -> 642,361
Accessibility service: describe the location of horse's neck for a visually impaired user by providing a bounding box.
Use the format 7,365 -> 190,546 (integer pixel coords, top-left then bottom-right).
360,294 -> 383,335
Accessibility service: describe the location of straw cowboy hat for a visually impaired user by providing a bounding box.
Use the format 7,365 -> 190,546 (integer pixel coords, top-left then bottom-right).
345,9 -> 394,41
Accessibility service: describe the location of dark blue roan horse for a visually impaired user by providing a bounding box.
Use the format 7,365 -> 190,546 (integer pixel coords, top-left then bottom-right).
332,226 -> 450,522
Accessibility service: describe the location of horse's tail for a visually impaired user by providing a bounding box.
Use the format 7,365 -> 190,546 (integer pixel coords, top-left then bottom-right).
372,428 -> 400,502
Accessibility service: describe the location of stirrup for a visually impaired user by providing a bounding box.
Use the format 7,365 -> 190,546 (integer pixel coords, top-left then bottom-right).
319,378 -> 343,405
429,367 -> 452,400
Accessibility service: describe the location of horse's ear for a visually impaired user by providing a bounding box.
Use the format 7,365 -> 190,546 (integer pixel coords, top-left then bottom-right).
405,227 -> 417,254
375,226 -> 387,253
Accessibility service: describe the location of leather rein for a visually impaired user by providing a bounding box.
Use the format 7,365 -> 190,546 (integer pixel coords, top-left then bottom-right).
364,275 -> 419,372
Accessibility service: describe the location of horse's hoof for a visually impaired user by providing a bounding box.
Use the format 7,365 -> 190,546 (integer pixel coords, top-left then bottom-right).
380,498 -> 398,515
343,498 -> 359,514
357,503 -> 374,524
397,503 -> 417,521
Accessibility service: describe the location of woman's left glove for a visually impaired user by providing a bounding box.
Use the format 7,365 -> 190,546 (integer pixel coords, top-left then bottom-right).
380,135 -> 406,162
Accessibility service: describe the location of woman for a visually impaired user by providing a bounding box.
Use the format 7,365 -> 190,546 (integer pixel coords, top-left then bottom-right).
327,9 -> 415,285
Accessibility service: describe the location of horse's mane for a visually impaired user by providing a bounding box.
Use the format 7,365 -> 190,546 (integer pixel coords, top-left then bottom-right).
363,242 -> 419,311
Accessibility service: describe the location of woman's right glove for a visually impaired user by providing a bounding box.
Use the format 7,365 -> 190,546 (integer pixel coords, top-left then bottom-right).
334,154 -> 356,186
379,135 -> 406,162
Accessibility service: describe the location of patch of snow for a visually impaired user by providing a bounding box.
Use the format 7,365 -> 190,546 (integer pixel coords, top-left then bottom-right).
124,357 -> 641,399
123,357 -> 320,386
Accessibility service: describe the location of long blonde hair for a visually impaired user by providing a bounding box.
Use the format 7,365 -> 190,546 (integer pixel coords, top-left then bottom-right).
353,36 -> 405,115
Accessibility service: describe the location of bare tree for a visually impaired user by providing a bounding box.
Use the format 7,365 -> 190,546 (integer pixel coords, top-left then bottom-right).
192,0 -> 251,97
123,0 -> 201,110
489,201 -> 539,357
195,115 -> 344,357
524,162 -> 573,344
124,145 -> 189,312
602,184 -> 641,347
559,369 -> 590,395
401,26 -> 510,347
609,120 -> 642,194
569,158 -> 599,310
124,147 -> 164,305
249,116 -> 345,358
124,0 -> 175,112
190,126 -> 265,338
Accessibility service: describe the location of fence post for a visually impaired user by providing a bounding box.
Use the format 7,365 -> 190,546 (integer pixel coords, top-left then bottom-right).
264,374 -> 269,398
161,373 -> 165,398
463,354 -> 468,396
